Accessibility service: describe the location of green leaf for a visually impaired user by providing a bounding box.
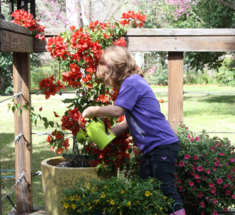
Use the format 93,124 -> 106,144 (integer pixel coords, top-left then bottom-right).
18,109 -> 22,117
49,121 -> 54,128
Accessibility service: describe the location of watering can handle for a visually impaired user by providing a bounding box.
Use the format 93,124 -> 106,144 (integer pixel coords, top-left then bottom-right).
78,115 -> 110,135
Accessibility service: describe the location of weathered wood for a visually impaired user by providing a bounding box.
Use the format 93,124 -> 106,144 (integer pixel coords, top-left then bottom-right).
0,19 -> 32,35
0,157 -> 2,215
168,52 -> 183,131
35,35 -> 235,53
126,28 -> 235,36
126,36 -> 235,52
13,52 -> 33,213
1,30 -> 33,52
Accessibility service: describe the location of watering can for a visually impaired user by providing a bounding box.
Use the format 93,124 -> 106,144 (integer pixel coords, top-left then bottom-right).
77,115 -> 116,150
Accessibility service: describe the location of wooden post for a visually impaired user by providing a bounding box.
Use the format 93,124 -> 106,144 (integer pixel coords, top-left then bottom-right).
168,52 -> 184,131
0,158 -> 2,215
13,52 -> 33,213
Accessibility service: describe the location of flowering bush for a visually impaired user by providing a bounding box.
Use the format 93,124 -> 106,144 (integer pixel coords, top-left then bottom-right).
11,9 -> 45,41
175,123 -> 235,215
61,177 -> 173,215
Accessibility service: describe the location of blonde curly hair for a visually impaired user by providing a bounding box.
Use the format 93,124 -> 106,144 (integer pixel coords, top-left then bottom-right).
97,46 -> 144,90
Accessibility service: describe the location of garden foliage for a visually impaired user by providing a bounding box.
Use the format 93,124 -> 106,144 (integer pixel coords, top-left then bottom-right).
61,177 -> 173,215
175,123 -> 235,215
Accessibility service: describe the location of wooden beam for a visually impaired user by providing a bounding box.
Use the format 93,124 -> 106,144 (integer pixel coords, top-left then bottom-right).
126,36 -> 235,52
0,30 -> 34,52
0,159 -> 2,215
0,19 -> 32,35
168,52 -> 183,131
13,52 -> 33,213
126,28 -> 235,36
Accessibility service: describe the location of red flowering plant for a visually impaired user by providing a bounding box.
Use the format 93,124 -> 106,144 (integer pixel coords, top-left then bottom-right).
175,123 -> 235,215
11,9 -> 46,41
33,11 -> 147,173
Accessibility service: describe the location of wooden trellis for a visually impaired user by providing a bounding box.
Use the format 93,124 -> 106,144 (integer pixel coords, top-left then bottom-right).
0,18 -> 235,213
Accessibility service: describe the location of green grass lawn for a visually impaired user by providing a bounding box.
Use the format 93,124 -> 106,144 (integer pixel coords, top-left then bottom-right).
0,84 -> 235,214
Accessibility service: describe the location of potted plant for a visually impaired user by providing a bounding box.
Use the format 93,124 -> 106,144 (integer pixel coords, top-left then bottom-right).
61,176 -> 174,215
175,123 -> 235,215
9,9 -> 147,215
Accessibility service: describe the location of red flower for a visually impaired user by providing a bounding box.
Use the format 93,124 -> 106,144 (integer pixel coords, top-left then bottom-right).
200,202 -> 205,208
216,178 -> 222,184
209,183 -> 214,187
193,155 -> 198,160
54,112 -> 60,117
210,187 -> 216,194
70,25 -> 76,30
197,166 -> 203,172
189,181 -> 194,186
212,199 -> 218,204
225,190 -> 231,196
113,37 -> 127,47
185,154 -> 190,159
179,161 -> 185,167
39,107 -> 43,111
198,192 -> 203,198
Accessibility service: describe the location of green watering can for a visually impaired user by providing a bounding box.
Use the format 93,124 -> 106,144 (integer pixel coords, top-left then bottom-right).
77,115 -> 116,150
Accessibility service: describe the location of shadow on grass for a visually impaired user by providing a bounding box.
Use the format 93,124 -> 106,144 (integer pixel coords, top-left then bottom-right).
200,95 -> 235,104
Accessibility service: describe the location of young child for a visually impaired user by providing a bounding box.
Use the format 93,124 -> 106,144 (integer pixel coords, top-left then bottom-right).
82,46 -> 186,215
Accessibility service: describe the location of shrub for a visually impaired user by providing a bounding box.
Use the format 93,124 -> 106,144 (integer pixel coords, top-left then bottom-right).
61,177 -> 174,215
175,123 -> 235,215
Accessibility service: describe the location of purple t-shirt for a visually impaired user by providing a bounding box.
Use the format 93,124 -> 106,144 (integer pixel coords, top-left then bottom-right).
114,74 -> 179,154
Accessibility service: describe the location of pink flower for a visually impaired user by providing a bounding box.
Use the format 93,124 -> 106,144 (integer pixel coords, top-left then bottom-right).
206,169 -> 211,174
192,166 -> 196,171
216,178 -> 222,184
192,186 -> 196,191
212,199 -> 217,204
190,138 -> 194,142
201,212 -> 205,215
224,208 -> 228,212
185,154 -> 190,159
196,179 -> 201,183
213,211 -> 218,215
209,183 -> 214,188
210,187 -> 216,194
191,171 -> 194,176
203,176 -> 207,181
223,184 -> 228,189
213,167 -> 216,171
195,136 -> 200,141
216,158 -> 220,162
194,174 -> 199,179
198,192 -> 203,198
219,152 -> 224,156
225,190 -> 231,196
200,202 -> 205,208
179,161 -> 185,167
206,197 -> 210,202
230,158 -> 234,162
227,174 -> 232,179
197,166 -> 203,172
189,181 -> 194,186
232,195 -> 235,199
215,162 -> 219,166
193,155 -> 198,160
177,178 -> 182,183
178,186 -> 183,192
187,134 -> 190,139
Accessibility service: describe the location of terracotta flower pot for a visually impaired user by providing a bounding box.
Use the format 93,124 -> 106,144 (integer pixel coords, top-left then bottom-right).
41,156 -> 117,215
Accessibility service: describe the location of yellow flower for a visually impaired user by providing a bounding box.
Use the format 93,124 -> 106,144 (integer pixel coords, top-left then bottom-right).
120,212 -> 122,215
110,200 -> 115,205
89,206 -> 92,210
103,186 -> 107,189
87,203 -> 91,206
71,204 -> 76,210
77,209 -> 82,213
155,214 -> 157,215
145,207 -> 149,210
145,191 -> 151,197
121,190 -> 125,194
159,207 -> 163,211
162,196 -> 167,200
135,201 -> 140,206
87,182 -> 91,187
101,193 -> 105,198
76,196 -> 81,201
63,203 -> 69,208
127,201 -> 131,206
70,196 -> 75,201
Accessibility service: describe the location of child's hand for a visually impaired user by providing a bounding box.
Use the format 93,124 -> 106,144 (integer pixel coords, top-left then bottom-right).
82,106 -> 99,119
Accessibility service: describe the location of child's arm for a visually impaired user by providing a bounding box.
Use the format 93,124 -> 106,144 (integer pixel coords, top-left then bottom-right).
82,105 -> 125,119
111,117 -> 129,137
